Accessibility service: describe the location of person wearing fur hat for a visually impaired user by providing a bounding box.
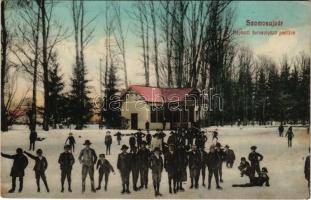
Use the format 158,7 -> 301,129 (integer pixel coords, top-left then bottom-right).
24,149 -> 50,192
232,167 -> 270,187
150,147 -> 164,196
248,146 -> 263,177
58,145 -> 75,192
78,140 -> 97,193
137,141 -> 151,189
96,154 -> 115,191
117,144 -> 132,194
65,132 -> 76,152
1,148 -> 28,193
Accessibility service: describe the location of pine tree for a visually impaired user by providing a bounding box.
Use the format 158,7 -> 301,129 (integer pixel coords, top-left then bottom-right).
48,53 -> 65,128
69,63 -> 93,130
279,57 -> 291,123
102,63 -> 121,128
288,66 -> 299,124
254,67 -> 267,125
266,64 -> 280,123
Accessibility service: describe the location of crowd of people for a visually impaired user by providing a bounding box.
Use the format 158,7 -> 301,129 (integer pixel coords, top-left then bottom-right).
1,125 -> 309,197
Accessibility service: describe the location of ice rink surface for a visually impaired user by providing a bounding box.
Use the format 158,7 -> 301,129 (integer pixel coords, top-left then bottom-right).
1,125 -> 310,199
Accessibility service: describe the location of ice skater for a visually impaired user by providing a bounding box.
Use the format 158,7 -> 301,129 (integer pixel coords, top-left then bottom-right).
150,147 -> 164,196
117,144 -> 132,194
232,167 -> 270,187
224,145 -> 236,168
1,148 -> 28,193
104,131 -> 112,155
79,140 -> 97,193
212,129 -> 219,142
29,130 -> 37,151
114,131 -> 122,145
58,145 -> 75,192
96,154 -> 115,191
24,149 -> 50,192
207,146 -> 222,190
65,133 -> 76,152
248,146 -> 263,177
285,126 -> 294,147
278,124 -> 284,137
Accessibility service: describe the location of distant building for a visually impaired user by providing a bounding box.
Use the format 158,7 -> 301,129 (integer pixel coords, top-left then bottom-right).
121,85 -> 200,130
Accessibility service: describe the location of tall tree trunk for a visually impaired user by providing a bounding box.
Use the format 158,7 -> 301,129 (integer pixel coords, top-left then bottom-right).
40,0 -> 49,131
1,0 -> 8,131
150,2 -> 159,87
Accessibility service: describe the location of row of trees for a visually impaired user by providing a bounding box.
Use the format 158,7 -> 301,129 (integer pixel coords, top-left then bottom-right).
1,0 -> 309,131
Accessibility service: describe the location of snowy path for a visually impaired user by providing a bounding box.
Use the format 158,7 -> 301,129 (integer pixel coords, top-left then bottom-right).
1,125 -> 309,199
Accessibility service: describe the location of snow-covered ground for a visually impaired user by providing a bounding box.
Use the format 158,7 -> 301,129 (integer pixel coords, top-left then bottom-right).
1,125 -> 309,199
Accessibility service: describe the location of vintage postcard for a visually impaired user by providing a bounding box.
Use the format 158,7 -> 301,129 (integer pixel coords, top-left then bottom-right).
1,0 -> 310,199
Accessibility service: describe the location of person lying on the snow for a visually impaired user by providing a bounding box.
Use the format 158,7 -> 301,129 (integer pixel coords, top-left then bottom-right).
58,145 -> 75,192
232,167 -> 270,187
238,157 -> 252,179
96,154 -> 114,191
1,148 -> 28,193
65,133 -> 76,152
114,131 -> 122,145
24,149 -> 50,192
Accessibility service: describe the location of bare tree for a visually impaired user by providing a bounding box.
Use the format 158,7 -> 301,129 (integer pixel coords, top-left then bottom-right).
113,2 -> 128,88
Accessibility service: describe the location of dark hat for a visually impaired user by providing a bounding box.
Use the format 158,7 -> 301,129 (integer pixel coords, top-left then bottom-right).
69,132 -> 73,136
262,167 -> 268,173
250,146 -> 257,150
99,153 -> 105,157
216,142 -> 222,147
106,131 -> 111,134
16,148 -> 23,154
138,129 -> 142,131
83,140 -> 92,145
121,144 -> 129,150
36,149 -> 43,155
154,147 -> 161,152
170,131 -> 175,134
64,145 -> 71,149
225,145 -> 230,148
241,157 -> 246,161
132,146 -> 138,150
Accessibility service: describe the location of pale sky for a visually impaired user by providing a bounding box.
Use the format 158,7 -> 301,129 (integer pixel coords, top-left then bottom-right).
9,1 -> 311,105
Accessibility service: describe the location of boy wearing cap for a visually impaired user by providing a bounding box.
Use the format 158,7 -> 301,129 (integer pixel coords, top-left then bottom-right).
65,133 -> 76,152
1,148 -> 28,193
58,145 -> 75,192
150,147 -> 163,196
24,149 -> 50,192
248,146 -> 263,177
105,131 -> 112,155
117,144 -> 132,194
96,154 -> 114,191
79,140 -> 97,193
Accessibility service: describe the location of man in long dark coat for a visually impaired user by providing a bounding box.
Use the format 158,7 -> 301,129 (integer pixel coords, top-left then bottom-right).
117,145 -> 132,194
164,144 -> 177,193
207,146 -> 222,190
130,146 -> 140,191
58,145 -> 75,192
248,146 -> 263,177
1,148 -> 28,193
175,144 -> 188,191
188,145 -> 201,189
138,141 -> 150,189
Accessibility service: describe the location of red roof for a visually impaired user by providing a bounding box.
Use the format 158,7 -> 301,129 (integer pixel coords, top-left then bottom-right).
128,85 -> 194,103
